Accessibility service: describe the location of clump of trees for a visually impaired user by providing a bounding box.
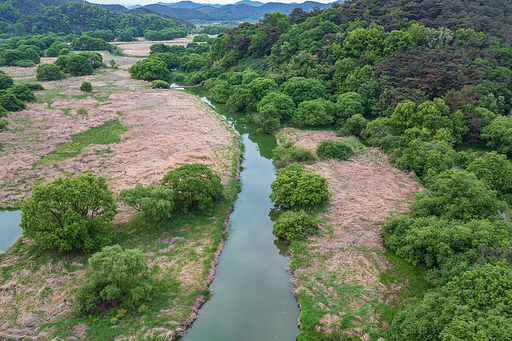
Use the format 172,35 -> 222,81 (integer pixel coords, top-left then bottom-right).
36,64 -> 66,81
119,184 -> 174,227
20,174 -> 117,253
129,59 -> 171,82
162,163 -> 225,213
80,82 -> 92,93
74,245 -> 154,315
273,210 -> 317,242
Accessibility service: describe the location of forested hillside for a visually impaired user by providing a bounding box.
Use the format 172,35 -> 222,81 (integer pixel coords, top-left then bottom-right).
163,0 -> 512,339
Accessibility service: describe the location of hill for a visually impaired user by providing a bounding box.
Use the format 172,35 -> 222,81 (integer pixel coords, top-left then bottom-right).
146,0 -> 333,21
157,1 -> 223,9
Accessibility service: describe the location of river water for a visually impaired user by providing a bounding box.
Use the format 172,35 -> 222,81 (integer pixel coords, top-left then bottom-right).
0,210 -> 22,252
181,90 -> 300,340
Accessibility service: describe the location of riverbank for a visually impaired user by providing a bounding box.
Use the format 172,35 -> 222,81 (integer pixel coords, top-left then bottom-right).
277,128 -> 423,340
0,41 -> 241,340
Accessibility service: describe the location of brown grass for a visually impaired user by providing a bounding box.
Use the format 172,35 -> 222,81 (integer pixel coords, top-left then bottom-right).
278,128 -> 422,338
114,36 -> 195,57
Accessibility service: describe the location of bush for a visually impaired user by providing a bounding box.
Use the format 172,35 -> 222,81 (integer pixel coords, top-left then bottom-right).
80,81 -> 92,92
64,54 -> 93,76
36,63 -> 66,81
15,59 -> 36,67
76,108 -> 88,116
74,245 -> 153,315
0,106 -> 8,117
273,141 -> 316,168
293,99 -> 335,127
273,210 -> 317,242
118,184 -> 174,227
0,118 -> 8,130
173,74 -> 185,82
7,84 -> 35,101
151,80 -> 169,89
20,173 -> 117,253
193,33 -> 209,42
59,48 -> 69,55
129,59 -> 171,82
270,163 -> 329,208
345,113 -> 367,135
46,47 -> 59,57
316,140 -> 355,160
0,91 -> 26,111
162,163 -> 225,213
0,74 -> 13,90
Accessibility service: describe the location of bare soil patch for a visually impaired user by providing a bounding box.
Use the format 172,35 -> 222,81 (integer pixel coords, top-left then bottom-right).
278,128 -> 422,338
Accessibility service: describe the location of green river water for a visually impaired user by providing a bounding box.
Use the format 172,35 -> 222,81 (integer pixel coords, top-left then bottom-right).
181,89 -> 301,340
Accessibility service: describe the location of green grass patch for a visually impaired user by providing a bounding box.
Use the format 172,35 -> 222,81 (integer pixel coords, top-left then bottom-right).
36,120 -> 127,165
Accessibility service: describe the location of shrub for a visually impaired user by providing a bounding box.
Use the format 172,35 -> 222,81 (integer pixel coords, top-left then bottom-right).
273,210 -> 317,242
273,141 -> 316,168
316,140 -> 355,160
77,108 -> 88,116
293,99 -> 335,127
46,47 -> 59,57
59,48 -> 69,55
151,80 -> 169,89
36,64 -> 65,81
80,81 -> 92,92
118,184 -> 174,226
0,91 -> 26,111
15,59 -> 36,67
129,59 -> 171,82
20,173 -> 117,253
65,54 -> 93,76
162,163 -> 225,213
0,106 -> 8,117
193,33 -> 209,42
173,74 -> 185,82
345,113 -> 367,135
270,163 -> 329,208
0,74 -> 13,90
0,118 -> 8,130
7,84 -> 35,101
74,245 -> 153,315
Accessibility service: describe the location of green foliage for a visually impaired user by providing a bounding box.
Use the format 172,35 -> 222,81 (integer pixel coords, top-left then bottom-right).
71,36 -> 113,51
467,151 -> 512,196
481,115 -> 512,157
80,81 -> 93,93
7,84 -> 35,101
15,59 -> 36,67
0,74 -> 13,90
336,92 -> 364,125
149,52 -> 179,70
273,210 -> 317,242
20,173 -> 117,253
293,99 -> 334,127
62,54 -> 94,76
151,80 -> 169,89
77,108 -> 88,116
411,170 -> 507,221
193,34 -> 209,42
0,90 -> 26,111
129,59 -> 171,82
272,141 -> 316,168
316,139 -> 355,160
119,184 -> 174,227
389,263 -> 512,341
162,163 -> 225,213
270,163 -> 329,208
74,245 -> 153,315
280,77 -> 326,105
253,92 -> 295,132
345,113 -> 367,135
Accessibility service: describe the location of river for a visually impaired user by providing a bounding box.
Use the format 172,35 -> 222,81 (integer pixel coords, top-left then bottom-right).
0,210 -> 22,252
180,89 -> 300,340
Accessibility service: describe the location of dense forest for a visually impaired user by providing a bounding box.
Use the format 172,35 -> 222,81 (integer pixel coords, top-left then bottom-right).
137,0 -> 512,339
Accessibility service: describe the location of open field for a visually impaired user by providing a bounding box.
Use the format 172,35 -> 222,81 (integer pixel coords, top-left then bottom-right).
277,128 -> 423,340
115,36 -> 197,56
0,42 -> 240,340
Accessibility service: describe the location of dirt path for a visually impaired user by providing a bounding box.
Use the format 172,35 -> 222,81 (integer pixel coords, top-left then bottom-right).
277,128 -> 422,339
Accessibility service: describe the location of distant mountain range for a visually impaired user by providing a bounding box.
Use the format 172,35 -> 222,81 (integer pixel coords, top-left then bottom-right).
110,0 -> 336,21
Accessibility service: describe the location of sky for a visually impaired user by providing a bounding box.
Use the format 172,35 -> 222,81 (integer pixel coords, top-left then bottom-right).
87,0 -> 335,7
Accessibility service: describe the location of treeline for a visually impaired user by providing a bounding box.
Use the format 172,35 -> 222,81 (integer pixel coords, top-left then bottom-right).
0,0 -> 191,39
170,0 -> 512,339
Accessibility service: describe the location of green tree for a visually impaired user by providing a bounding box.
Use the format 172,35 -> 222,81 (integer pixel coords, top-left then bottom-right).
80,81 -> 92,93
481,115 -> 512,157
269,163 -> 329,208
411,170 -> 507,221
74,245 -> 153,315
273,210 -> 317,242
0,74 -> 13,90
23,48 -> 40,64
466,151 -> 512,196
162,163 -> 224,213
293,99 -> 334,127
36,64 -> 66,81
280,77 -> 326,105
151,80 -> 169,89
336,92 -> 365,125
7,84 -> 35,101
346,113 -> 367,135
248,77 -> 278,103
64,54 -> 94,76
118,184 -> 174,227
0,91 -> 26,111
129,59 -> 171,82
20,174 -> 117,253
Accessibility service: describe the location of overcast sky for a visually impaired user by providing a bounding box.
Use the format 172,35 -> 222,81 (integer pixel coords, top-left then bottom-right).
88,0 -> 335,7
